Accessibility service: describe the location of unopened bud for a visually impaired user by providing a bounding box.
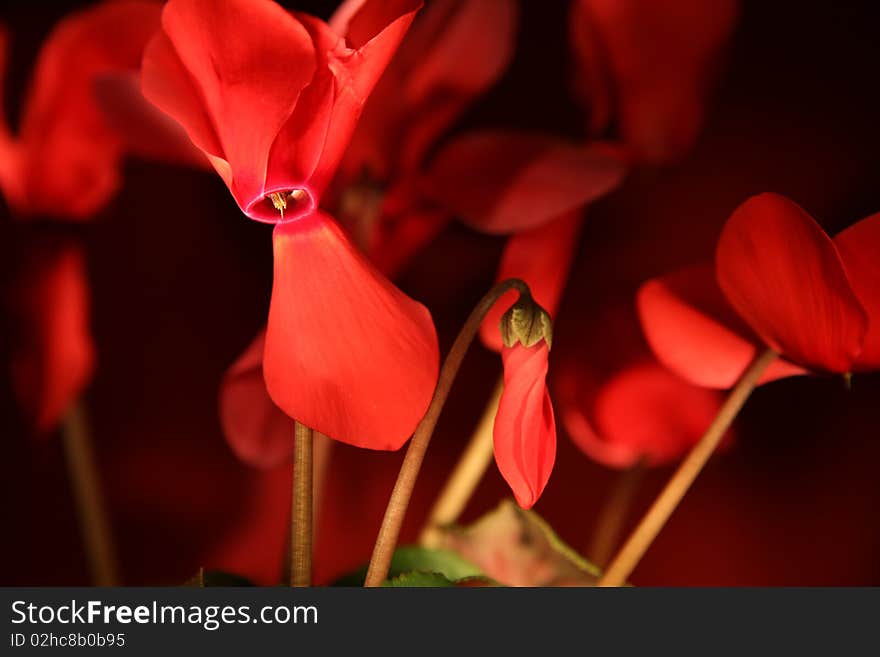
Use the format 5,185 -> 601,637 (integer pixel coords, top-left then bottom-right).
499,295 -> 553,349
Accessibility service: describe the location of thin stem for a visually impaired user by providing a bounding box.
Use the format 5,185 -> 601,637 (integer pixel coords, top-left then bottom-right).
290,421 -> 313,587
419,376 -> 504,548
61,400 -> 119,586
588,459 -> 646,568
598,349 -> 776,586
364,278 -> 531,587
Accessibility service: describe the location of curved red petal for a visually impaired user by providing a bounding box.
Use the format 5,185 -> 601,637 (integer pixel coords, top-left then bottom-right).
494,343 -> 556,509
637,264 -> 804,388
716,193 -> 868,373
834,212 -> 880,370
480,212 -> 582,352
558,358 -> 730,468
422,132 -> 625,234
142,0 -> 318,219
11,244 -> 95,432
10,0 -> 162,218
94,72 -> 208,168
219,330 -> 295,468
264,211 -> 439,450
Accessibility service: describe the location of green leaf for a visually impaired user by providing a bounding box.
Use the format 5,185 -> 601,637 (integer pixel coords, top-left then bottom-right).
332,545 -> 484,586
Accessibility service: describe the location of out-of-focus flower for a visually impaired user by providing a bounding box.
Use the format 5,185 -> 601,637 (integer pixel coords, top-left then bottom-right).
555,303 -> 729,469
144,0 -> 438,451
638,193 -> 880,388
1,0 -> 175,431
9,240 -> 95,432
333,0 -> 519,275
0,0 -> 163,219
493,299 -> 556,508
569,0 -> 738,162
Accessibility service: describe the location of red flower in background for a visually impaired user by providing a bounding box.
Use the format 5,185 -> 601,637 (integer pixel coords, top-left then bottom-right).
333,0 -> 520,275
494,341 -> 556,508
143,0 -> 438,451
0,0 -> 168,430
9,241 -> 95,432
555,303 -> 729,469
0,0 -> 163,219
570,0 -> 738,162
638,193 -> 880,388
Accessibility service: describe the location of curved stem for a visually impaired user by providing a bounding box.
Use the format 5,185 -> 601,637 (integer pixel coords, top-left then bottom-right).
598,349 -> 777,587
290,421 -> 313,587
419,376 -> 503,548
364,278 -> 531,587
588,459 -> 646,568
62,399 -> 119,586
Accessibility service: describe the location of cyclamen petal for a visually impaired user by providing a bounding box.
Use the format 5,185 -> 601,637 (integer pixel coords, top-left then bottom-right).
422,132 -> 625,234
559,359 -> 730,469
264,211 -> 439,450
11,244 -> 95,432
834,213 -> 880,370
494,343 -> 556,509
637,264 -> 805,389
219,330 -> 294,468
716,193 -> 868,374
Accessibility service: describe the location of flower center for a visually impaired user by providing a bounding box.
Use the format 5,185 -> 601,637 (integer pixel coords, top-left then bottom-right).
265,189 -> 309,221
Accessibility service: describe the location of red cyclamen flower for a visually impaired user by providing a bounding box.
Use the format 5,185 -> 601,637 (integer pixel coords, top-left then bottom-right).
142,0 -> 438,451
638,193 -> 880,388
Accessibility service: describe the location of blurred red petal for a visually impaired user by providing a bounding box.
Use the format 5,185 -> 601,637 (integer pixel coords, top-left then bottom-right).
94,72 -> 208,168
716,193 -> 867,373
558,359 -> 730,468
494,343 -> 556,509
5,0 -> 162,218
422,132 -> 625,234
219,330 -> 294,468
834,212 -> 880,370
571,0 -> 738,162
11,244 -> 95,432
264,211 -> 439,450
637,264 -> 804,388
480,212 -> 582,352
341,0 -> 516,181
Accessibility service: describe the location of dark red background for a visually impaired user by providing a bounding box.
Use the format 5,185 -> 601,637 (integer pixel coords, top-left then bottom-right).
2,0 -> 880,585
